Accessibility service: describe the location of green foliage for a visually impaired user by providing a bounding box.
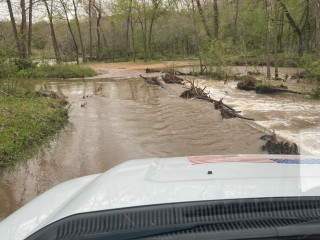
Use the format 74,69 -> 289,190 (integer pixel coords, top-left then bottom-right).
254,82 -> 278,94
37,63 -> 97,78
310,88 -> 320,100
0,58 -> 18,78
304,61 -> 320,80
12,58 -> 38,70
0,83 -> 68,168
0,60 -> 96,79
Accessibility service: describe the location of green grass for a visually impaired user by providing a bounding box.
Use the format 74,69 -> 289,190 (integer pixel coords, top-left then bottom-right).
0,58 -> 97,79
16,63 -> 97,79
310,87 -> 320,100
0,85 -> 69,168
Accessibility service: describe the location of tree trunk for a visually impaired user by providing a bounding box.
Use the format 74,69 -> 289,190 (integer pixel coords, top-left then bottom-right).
43,0 -> 61,63
233,0 -> 239,44
60,0 -> 79,64
130,15 -> 136,62
73,0 -> 86,63
88,0 -> 93,61
28,0 -> 33,56
279,8 -> 284,51
278,0 -> 303,57
266,0 -> 271,79
191,0 -> 204,73
213,0 -> 219,39
148,1 -> 160,59
302,0 -> 311,53
147,13 -> 156,59
195,0 -> 212,39
93,1 -> 102,61
316,0 -> 320,59
126,12 -> 130,61
142,0 -> 147,62
20,0 -> 28,58
6,0 -> 22,58
274,0 -> 279,79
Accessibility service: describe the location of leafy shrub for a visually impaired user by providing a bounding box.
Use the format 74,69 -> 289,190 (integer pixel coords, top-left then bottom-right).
12,58 -> 37,70
0,59 -> 18,78
310,88 -> 320,100
304,61 -> 320,80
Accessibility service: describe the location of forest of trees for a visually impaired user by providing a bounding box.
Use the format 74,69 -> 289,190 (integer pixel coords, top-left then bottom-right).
1,0 -> 320,70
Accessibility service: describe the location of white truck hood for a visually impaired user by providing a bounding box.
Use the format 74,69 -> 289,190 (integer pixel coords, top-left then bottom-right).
1,154 -> 320,240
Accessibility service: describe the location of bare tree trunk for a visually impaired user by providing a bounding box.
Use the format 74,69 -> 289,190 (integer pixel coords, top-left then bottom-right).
20,0 -> 28,58
28,0 -> 33,56
316,0 -> 320,59
302,0 -> 311,53
142,0 -> 147,62
278,0 -> 303,57
191,0 -> 204,73
73,0 -> 86,63
89,0 -> 93,61
148,13 -> 156,59
126,13 -> 130,61
233,0 -> 239,44
266,0 -> 271,79
274,0 -> 279,79
147,1 -> 160,59
195,0 -> 212,39
43,0 -> 61,63
213,0 -> 219,39
93,1 -> 102,61
279,8 -> 284,51
130,15 -> 136,62
6,0 -> 22,58
60,0 -> 79,64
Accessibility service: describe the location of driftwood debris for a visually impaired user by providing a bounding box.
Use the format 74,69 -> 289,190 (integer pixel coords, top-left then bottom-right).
180,80 -> 254,121
261,134 -> 299,155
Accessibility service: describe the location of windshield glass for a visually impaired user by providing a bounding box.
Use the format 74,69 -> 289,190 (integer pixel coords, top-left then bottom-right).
0,0 -> 319,239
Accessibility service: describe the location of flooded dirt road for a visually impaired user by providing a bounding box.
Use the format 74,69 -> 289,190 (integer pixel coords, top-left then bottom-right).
0,77 -> 265,221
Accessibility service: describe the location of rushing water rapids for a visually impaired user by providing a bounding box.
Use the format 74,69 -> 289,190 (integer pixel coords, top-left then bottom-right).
0,77 -> 265,221
188,66 -> 320,156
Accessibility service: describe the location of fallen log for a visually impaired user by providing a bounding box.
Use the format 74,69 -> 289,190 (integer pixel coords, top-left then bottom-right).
140,75 -> 177,96
194,96 -> 240,113
146,68 -> 161,73
176,70 -> 194,76
162,73 -> 184,84
139,75 -> 158,85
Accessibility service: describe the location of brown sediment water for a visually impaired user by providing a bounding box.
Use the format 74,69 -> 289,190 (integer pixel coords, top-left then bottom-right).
0,77 -> 265,221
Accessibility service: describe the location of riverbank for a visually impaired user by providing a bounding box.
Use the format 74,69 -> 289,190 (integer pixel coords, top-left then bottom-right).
0,89 -> 69,169
0,59 -> 97,79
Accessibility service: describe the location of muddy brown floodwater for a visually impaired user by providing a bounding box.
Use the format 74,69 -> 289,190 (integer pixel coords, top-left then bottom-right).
0,77 -> 265,221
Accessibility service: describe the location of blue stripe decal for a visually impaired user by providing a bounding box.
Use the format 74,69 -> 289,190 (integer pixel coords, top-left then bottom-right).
270,159 -> 320,164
